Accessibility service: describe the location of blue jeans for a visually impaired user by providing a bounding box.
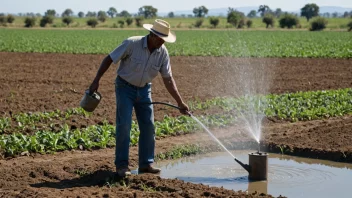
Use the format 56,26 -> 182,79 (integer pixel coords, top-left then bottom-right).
114,77 -> 155,169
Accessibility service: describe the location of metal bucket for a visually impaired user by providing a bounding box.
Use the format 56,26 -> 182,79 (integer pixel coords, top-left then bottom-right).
79,90 -> 102,112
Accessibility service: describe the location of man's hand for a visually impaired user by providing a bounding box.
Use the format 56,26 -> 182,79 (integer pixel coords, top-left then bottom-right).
178,102 -> 191,116
89,79 -> 99,94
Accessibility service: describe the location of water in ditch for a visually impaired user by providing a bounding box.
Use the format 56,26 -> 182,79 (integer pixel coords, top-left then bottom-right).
154,150 -> 352,198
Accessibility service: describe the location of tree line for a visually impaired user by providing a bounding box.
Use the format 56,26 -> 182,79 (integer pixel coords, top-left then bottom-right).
1,4 -> 351,31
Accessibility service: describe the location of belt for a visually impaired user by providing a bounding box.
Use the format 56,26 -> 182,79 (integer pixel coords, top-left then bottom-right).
117,76 -> 147,89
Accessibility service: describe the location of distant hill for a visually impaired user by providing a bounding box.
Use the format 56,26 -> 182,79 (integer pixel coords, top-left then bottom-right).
159,6 -> 352,17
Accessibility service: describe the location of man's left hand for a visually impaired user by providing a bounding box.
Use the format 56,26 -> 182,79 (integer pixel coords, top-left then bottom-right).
178,102 -> 191,116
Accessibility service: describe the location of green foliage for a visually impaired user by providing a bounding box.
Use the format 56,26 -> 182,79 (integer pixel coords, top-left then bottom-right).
62,9 -> 73,17
209,17 -> 219,28
118,20 -> 124,28
119,10 -> 131,18
138,6 -> 158,18
78,12 -> 84,18
279,14 -> 300,29
45,9 -> 56,17
0,29 -> 351,58
97,11 -> 107,22
246,19 -> 253,28
227,9 -> 245,27
262,14 -> 275,28
125,18 -> 133,26
193,6 -> 208,18
258,5 -> 270,17
1,88 -> 351,158
135,17 -> 144,27
0,15 -> 5,25
7,14 -> 15,23
40,15 -> 54,27
247,10 -> 257,18
301,3 -> 319,21
347,21 -> 352,31
310,17 -> 328,31
107,7 -> 117,18
24,17 -> 36,28
194,18 -> 203,28
87,18 -> 98,27
62,17 -> 73,26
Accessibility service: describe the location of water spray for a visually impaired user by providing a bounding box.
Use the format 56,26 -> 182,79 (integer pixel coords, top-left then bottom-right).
149,102 -> 262,174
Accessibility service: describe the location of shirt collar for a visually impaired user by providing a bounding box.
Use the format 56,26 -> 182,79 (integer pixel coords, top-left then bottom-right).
143,35 -> 161,53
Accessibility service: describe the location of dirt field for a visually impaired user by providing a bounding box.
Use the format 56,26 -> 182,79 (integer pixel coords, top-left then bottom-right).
0,52 -> 351,197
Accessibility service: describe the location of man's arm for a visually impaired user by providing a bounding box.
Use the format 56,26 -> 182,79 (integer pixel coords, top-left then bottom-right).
162,76 -> 190,115
89,55 -> 113,93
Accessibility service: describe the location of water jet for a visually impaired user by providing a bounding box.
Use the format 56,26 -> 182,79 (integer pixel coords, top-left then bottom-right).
150,101 -> 268,180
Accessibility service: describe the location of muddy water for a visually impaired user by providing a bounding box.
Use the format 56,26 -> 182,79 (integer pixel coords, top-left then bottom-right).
154,150 -> 352,198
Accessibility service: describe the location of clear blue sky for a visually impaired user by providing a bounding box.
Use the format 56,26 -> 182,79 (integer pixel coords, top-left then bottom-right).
2,0 -> 351,15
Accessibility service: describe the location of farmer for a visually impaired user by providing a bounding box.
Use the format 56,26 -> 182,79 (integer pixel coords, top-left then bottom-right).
88,19 -> 190,177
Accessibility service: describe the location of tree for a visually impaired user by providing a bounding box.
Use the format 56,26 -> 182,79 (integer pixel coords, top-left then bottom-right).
119,10 -> 131,17
262,14 -> 275,28
209,17 -> 219,28
138,6 -> 158,18
87,18 -> 98,28
168,12 -> 175,18
274,8 -> 283,18
310,17 -> 327,31
227,8 -> 245,27
301,3 -> 319,21
7,14 -> 15,23
193,6 -> 208,18
247,10 -> 257,18
86,11 -> 97,17
24,17 -> 36,27
45,9 -> 56,16
107,7 -> 117,18
62,17 -> 73,26
125,17 -> 133,26
62,9 -> 73,17
40,15 -> 54,27
258,5 -> 270,17
279,13 -> 299,28
97,11 -> 107,22
78,12 -> 84,18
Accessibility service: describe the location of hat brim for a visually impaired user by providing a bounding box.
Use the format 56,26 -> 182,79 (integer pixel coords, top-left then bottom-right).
143,24 -> 176,43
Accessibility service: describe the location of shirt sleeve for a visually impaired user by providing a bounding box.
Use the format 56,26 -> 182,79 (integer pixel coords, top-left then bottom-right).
109,39 -> 131,64
160,51 -> 172,78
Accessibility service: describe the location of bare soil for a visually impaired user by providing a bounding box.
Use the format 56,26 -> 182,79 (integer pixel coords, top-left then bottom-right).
0,52 -> 351,197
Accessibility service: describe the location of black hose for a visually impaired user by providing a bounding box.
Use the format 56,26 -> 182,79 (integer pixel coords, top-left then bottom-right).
149,102 -> 182,110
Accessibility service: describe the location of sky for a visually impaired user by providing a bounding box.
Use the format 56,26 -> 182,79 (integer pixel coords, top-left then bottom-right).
1,0 -> 352,15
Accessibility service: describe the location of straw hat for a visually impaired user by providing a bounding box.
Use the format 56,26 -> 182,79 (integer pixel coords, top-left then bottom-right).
143,19 -> 176,43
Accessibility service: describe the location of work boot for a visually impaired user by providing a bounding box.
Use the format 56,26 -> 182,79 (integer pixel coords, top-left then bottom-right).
138,165 -> 161,174
116,167 -> 131,177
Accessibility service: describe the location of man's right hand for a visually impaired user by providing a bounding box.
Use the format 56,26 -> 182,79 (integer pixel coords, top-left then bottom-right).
89,79 -> 99,94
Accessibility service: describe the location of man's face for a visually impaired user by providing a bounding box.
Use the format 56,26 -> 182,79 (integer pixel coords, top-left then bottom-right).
151,34 -> 165,49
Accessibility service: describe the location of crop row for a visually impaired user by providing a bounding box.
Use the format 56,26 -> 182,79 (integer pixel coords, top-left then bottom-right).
0,29 -> 351,58
0,88 -> 351,157
0,107 -> 90,133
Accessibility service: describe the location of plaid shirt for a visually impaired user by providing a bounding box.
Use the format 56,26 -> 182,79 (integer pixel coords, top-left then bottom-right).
109,35 -> 172,87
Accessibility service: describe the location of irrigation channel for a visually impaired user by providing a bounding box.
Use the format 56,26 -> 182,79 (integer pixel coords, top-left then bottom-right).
148,102 -> 352,197
153,151 -> 352,198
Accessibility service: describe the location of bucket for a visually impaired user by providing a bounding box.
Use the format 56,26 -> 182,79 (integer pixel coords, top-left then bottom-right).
79,90 -> 102,112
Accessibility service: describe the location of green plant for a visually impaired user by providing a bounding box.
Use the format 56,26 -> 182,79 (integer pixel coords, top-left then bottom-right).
194,18 -> 204,28
279,14 -> 300,29
87,18 -> 98,27
209,17 -> 219,28
24,17 -> 36,27
262,14 -> 275,28
62,17 -> 74,26
347,21 -> 352,31
310,17 -> 328,31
